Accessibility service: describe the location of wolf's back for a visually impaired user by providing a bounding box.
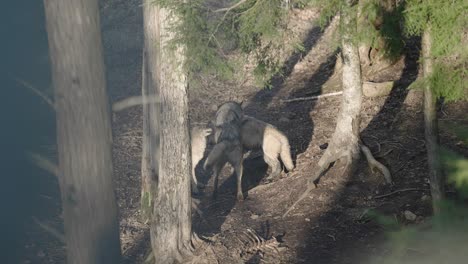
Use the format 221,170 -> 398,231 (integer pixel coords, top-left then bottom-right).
242,115 -> 294,172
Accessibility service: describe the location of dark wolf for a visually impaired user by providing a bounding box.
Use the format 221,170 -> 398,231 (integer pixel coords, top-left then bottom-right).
203,101 -> 245,200
241,115 -> 294,179
190,126 -> 212,194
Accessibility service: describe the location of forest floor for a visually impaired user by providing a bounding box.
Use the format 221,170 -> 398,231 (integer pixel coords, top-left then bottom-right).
20,1 -> 468,264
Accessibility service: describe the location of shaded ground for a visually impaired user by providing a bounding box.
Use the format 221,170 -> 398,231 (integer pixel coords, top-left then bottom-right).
18,1 -> 468,264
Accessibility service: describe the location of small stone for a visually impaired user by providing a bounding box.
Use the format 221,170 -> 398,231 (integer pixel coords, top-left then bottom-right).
221,223 -> 232,231
211,104 -> 218,111
404,210 -> 417,221
305,218 -> 311,222
250,214 -> 259,220
279,117 -> 290,123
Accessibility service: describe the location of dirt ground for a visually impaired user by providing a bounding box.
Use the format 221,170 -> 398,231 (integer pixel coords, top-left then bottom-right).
20,1 -> 468,263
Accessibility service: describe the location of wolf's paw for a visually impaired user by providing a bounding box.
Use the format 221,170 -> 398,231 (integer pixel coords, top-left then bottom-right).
236,193 -> 244,201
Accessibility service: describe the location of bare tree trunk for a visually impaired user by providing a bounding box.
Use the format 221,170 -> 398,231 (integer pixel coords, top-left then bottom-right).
283,2 -> 364,217
147,3 -> 193,263
310,4 -> 363,184
140,44 -> 159,223
422,27 -> 444,214
43,0 -> 122,263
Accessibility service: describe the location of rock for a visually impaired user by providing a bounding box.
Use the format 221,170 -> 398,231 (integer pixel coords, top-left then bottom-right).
305,218 -> 311,222
279,117 -> 290,123
250,214 -> 259,220
363,81 -> 394,97
404,210 -> 417,221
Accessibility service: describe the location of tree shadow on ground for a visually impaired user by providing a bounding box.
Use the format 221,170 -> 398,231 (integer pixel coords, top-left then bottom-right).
194,23 -> 333,236
294,37 -> 422,264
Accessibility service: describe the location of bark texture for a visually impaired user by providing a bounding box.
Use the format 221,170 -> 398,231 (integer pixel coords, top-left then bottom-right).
310,5 -> 363,184
147,3 -> 193,263
283,3 -> 364,218
43,0 -> 121,263
422,27 -> 444,213
140,29 -> 160,222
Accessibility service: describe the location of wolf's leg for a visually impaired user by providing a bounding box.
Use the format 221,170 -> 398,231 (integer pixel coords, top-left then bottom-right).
264,154 -> 281,179
228,148 -> 244,201
234,160 -> 244,201
212,161 -> 224,199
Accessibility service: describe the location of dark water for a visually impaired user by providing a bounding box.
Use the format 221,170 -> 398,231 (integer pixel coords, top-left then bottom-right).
0,1 -> 59,262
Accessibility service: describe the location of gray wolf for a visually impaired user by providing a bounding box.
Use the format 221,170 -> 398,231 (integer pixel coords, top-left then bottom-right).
190,126 -> 212,194
203,101 -> 245,200
241,115 -> 294,179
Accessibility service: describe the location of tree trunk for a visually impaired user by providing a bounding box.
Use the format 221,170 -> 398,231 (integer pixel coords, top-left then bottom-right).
422,26 -> 444,214
282,2 -> 365,218
140,44 -> 159,223
147,3 -> 193,263
43,0 -> 122,263
310,3 -> 363,184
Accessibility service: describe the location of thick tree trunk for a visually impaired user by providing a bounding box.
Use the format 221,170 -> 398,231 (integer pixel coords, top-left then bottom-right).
283,2 -> 364,218
310,4 -> 363,184
43,0 -> 122,263
422,27 -> 444,214
147,3 -> 193,263
140,48 -> 159,223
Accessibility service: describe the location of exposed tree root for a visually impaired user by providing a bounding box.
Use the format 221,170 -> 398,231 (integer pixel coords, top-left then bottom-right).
144,233 -> 213,264
360,143 -> 393,184
282,149 -> 339,218
284,140 -> 392,217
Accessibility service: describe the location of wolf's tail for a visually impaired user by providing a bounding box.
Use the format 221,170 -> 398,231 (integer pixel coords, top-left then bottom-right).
203,141 -> 228,170
277,131 -> 294,172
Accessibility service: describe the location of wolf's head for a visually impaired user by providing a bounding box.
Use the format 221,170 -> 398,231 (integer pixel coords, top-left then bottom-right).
214,101 -> 243,126
211,101 -> 244,144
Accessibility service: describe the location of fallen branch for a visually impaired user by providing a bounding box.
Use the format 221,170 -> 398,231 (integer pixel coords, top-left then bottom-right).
281,91 -> 343,103
282,184 -> 314,218
374,188 -> 429,199
112,95 -> 160,112
360,144 -> 393,184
